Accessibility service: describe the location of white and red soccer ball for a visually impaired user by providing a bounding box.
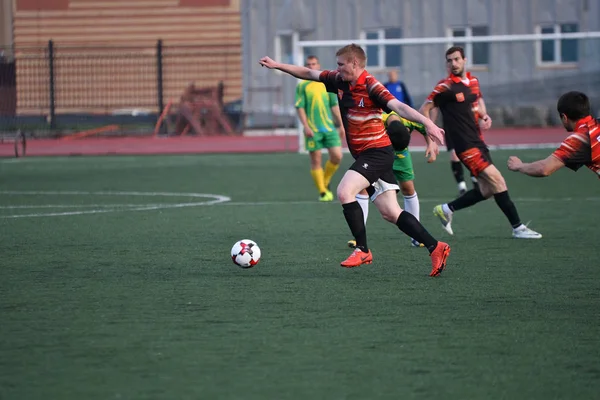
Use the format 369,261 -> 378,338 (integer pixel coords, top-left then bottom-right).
231,239 -> 261,268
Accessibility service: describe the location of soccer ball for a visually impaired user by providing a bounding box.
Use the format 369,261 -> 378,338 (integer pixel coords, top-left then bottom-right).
231,239 -> 261,268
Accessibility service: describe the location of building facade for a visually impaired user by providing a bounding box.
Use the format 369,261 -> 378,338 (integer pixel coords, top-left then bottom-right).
243,0 -> 600,127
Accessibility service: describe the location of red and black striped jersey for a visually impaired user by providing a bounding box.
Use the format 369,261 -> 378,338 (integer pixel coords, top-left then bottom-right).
552,116 -> 600,179
319,70 -> 396,156
426,72 -> 484,153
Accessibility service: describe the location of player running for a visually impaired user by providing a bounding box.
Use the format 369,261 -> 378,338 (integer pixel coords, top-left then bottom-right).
421,46 -> 542,239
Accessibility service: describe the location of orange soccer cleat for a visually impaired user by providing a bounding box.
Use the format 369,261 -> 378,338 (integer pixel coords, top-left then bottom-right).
429,241 -> 451,277
340,248 -> 373,268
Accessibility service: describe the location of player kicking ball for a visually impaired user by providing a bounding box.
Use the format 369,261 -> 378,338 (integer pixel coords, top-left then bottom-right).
348,112 -> 433,249
260,44 -> 451,276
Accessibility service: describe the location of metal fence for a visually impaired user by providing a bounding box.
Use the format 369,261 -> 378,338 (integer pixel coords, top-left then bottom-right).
0,41 -> 243,134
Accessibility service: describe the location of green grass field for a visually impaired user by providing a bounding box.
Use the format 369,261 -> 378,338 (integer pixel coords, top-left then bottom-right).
1,150 -> 599,400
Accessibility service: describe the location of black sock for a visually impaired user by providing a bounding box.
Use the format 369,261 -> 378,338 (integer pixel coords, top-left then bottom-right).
342,202 -> 368,252
493,191 -> 521,228
396,211 -> 438,253
448,188 -> 486,212
451,161 -> 465,184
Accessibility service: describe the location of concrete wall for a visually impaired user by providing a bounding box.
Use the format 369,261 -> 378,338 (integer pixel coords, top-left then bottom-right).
243,0 -> 600,127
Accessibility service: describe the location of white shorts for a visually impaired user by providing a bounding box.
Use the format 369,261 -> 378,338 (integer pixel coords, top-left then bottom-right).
370,179 -> 400,202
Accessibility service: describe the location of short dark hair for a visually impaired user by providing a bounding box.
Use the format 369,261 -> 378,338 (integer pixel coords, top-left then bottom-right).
445,46 -> 465,59
306,55 -> 319,62
557,91 -> 591,121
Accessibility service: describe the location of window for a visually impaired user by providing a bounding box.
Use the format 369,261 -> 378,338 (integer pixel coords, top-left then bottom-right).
360,28 -> 403,68
448,26 -> 490,66
536,23 -> 579,65
275,32 -> 298,66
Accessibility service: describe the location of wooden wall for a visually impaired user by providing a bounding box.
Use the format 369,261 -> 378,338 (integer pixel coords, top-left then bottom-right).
12,0 -> 242,114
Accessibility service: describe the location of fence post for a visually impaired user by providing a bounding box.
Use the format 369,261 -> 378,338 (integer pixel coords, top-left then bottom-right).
156,39 -> 164,133
48,40 -> 56,129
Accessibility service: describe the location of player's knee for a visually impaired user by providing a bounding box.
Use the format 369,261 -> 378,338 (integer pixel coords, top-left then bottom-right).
483,167 -> 507,193
492,179 -> 507,193
336,186 -> 355,204
387,120 -> 411,150
400,181 -> 415,196
328,149 -> 342,164
380,210 -> 398,223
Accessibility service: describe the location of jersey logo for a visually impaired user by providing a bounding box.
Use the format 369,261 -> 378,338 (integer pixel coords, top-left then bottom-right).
338,89 -> 344,100
362,163 -> 369,169
456,93 -> 465,102
358,98 -> 365,107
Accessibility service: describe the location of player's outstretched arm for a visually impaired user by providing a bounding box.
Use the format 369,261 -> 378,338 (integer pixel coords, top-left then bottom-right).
259,56 -> 321,81
507,155 -> 564,177
387,98 -> 445,146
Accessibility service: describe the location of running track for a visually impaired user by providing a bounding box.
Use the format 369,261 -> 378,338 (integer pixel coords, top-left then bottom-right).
0,127 -> 567,157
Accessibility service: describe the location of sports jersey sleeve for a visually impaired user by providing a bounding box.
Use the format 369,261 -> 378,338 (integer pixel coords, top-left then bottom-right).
328,92 -> 339,106
319,70 -> 340,93
294,82 -> 305,109
552,132 -> 591,171
400,117 -> 427,136
382,112 -> 392,126
367,79 -> 396,109
426,79 -> 450,106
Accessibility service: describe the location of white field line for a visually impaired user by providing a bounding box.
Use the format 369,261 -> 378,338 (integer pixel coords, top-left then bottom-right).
0,190 -> 598,219
0,190 -> 230,219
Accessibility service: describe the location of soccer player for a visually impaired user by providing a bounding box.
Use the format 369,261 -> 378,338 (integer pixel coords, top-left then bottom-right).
296,55 -> 345,202
348,112 -> 434,249
421,46 -> 542,239
507,91 -> 599,179
260,44 -> 451,276
432,65 -> 487,195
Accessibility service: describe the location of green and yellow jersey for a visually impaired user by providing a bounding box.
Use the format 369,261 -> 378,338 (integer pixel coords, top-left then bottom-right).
295,80 -> 339,133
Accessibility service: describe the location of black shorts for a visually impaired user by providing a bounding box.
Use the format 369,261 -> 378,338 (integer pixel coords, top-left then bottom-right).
350,146 -> 397,197
445,131 -> 455,151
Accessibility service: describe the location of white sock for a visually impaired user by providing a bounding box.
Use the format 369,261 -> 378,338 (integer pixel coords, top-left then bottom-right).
442,203 -> 453,215
403,192 -> 420,221
356,194 -> 369,225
